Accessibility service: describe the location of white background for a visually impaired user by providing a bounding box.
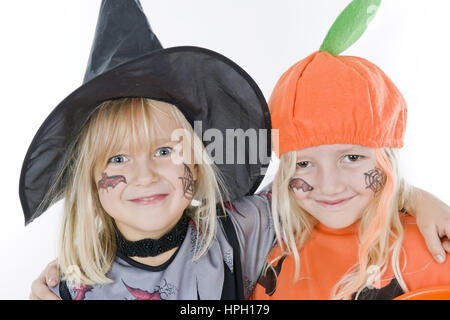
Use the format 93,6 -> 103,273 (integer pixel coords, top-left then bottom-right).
0,0 -> 449,299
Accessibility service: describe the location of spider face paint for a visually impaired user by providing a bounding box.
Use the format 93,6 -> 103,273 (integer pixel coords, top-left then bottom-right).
364,167 -> 386,193
179,164 -> 194,200
98,172 -> 127,190
289,178 -> 314,192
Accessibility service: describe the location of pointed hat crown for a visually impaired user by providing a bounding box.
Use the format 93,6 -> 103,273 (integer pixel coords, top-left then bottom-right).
83,0 -> 163,83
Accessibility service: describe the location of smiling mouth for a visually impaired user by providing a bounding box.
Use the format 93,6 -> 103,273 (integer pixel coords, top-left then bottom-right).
315,195 -> 356,207
129,194 -> 169,205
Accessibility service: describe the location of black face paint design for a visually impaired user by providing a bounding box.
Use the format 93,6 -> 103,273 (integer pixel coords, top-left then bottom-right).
364,167 -> 386,193
289,178 -> 314,192
98,172 -> 127,190
179,164 -> 194,200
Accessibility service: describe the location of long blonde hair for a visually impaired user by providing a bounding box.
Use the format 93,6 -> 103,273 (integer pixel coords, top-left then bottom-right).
49,98 -> 226,285
271,148 -> 411,299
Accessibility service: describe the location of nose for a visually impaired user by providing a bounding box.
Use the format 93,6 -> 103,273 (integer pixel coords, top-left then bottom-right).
132,158 -> 159,186
315,165 -> 346,196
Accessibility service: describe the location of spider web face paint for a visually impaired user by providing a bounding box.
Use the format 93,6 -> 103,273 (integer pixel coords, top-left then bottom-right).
179,164 -> 194,200
289,178 -> 314,192
98,172 -> 127,190
364,167 -> 386,193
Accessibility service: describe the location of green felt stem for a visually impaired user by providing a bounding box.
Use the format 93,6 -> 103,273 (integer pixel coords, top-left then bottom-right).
319,0 -> 381,55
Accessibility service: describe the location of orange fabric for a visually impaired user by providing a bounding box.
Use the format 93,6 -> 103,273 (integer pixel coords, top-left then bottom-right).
394,285 -> 450,300
252,214 -> 450,300
269,51 -> 407,156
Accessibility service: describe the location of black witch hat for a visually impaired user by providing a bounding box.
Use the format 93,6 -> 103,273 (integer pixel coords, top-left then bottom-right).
19,0 -> 271,224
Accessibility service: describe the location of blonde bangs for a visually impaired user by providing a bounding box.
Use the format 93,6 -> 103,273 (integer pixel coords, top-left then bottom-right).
87,98 -> 184,177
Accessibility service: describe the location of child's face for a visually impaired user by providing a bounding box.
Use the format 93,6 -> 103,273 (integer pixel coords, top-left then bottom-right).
290,144 -> 379,229
96,119 -> 197,241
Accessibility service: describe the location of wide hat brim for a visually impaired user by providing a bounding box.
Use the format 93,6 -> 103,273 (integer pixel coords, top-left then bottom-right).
19,46 -> 271,224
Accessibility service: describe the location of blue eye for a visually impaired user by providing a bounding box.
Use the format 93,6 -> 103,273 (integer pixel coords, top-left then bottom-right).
296,161 -> 311,168
155,147 -> 172,157
108,155 -> 128,164
343,155 -> 361,162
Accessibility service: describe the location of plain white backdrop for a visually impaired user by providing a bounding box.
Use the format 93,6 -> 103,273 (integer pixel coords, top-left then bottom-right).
0,0 -> 449,299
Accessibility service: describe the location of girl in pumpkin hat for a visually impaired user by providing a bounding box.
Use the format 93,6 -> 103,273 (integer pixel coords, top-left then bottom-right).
253,0 -> 450,300
28,0 -> 449,300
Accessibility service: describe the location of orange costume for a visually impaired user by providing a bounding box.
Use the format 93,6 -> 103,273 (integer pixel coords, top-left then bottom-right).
253,213 -> 450,300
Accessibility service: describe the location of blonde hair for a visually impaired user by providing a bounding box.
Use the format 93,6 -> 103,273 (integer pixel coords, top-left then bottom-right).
49,98 -> 226,285
271,148 -> 412,299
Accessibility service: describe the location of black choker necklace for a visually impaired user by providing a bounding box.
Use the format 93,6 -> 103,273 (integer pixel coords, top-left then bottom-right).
116,215 -> 189,258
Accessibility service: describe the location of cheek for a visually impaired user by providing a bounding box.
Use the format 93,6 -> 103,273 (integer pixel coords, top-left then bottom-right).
156,161 -> 193,198
290,186 -> 312,211
288,174 -> 315,201
290,187 -> 310,202
346,171 -> 372,195
355,166 -> 380,206
97,182 -> 127,217
344,160 -> 379,194
159,161 -> 185,188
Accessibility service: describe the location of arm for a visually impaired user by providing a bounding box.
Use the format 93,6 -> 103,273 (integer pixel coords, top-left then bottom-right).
224,185 -> 276,299
29,260 -> 61,300
398,217 -> 450,294
406,186 -> 450,263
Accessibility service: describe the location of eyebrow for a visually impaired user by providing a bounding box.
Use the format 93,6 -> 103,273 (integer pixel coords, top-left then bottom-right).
155,137 -> 183,145
297,146 -> 369,158
333,147 -> 366,153
151,138 -> 174,145
115,137 -> 180,153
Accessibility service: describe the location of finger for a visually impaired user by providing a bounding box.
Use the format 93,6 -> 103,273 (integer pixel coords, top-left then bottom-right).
45,260 -> 59,287
29,292 -> 39,300
444,223 -> 450,242
420,225 -> 446,263
31,278 -> 61,300
438,222 -> 450,254
30,260 -> 61,300
443,239 -> 450,253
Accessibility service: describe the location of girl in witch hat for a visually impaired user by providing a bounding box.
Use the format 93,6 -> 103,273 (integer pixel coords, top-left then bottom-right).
21,0 -> 274,300
26,1 -> 449,300
253,0 -> 450,300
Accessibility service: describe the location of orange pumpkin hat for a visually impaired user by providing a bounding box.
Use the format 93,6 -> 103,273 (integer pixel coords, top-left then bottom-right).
270,0 -> 407,157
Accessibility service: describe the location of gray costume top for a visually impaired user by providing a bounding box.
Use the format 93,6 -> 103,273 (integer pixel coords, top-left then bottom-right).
49,187 -> 274,300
